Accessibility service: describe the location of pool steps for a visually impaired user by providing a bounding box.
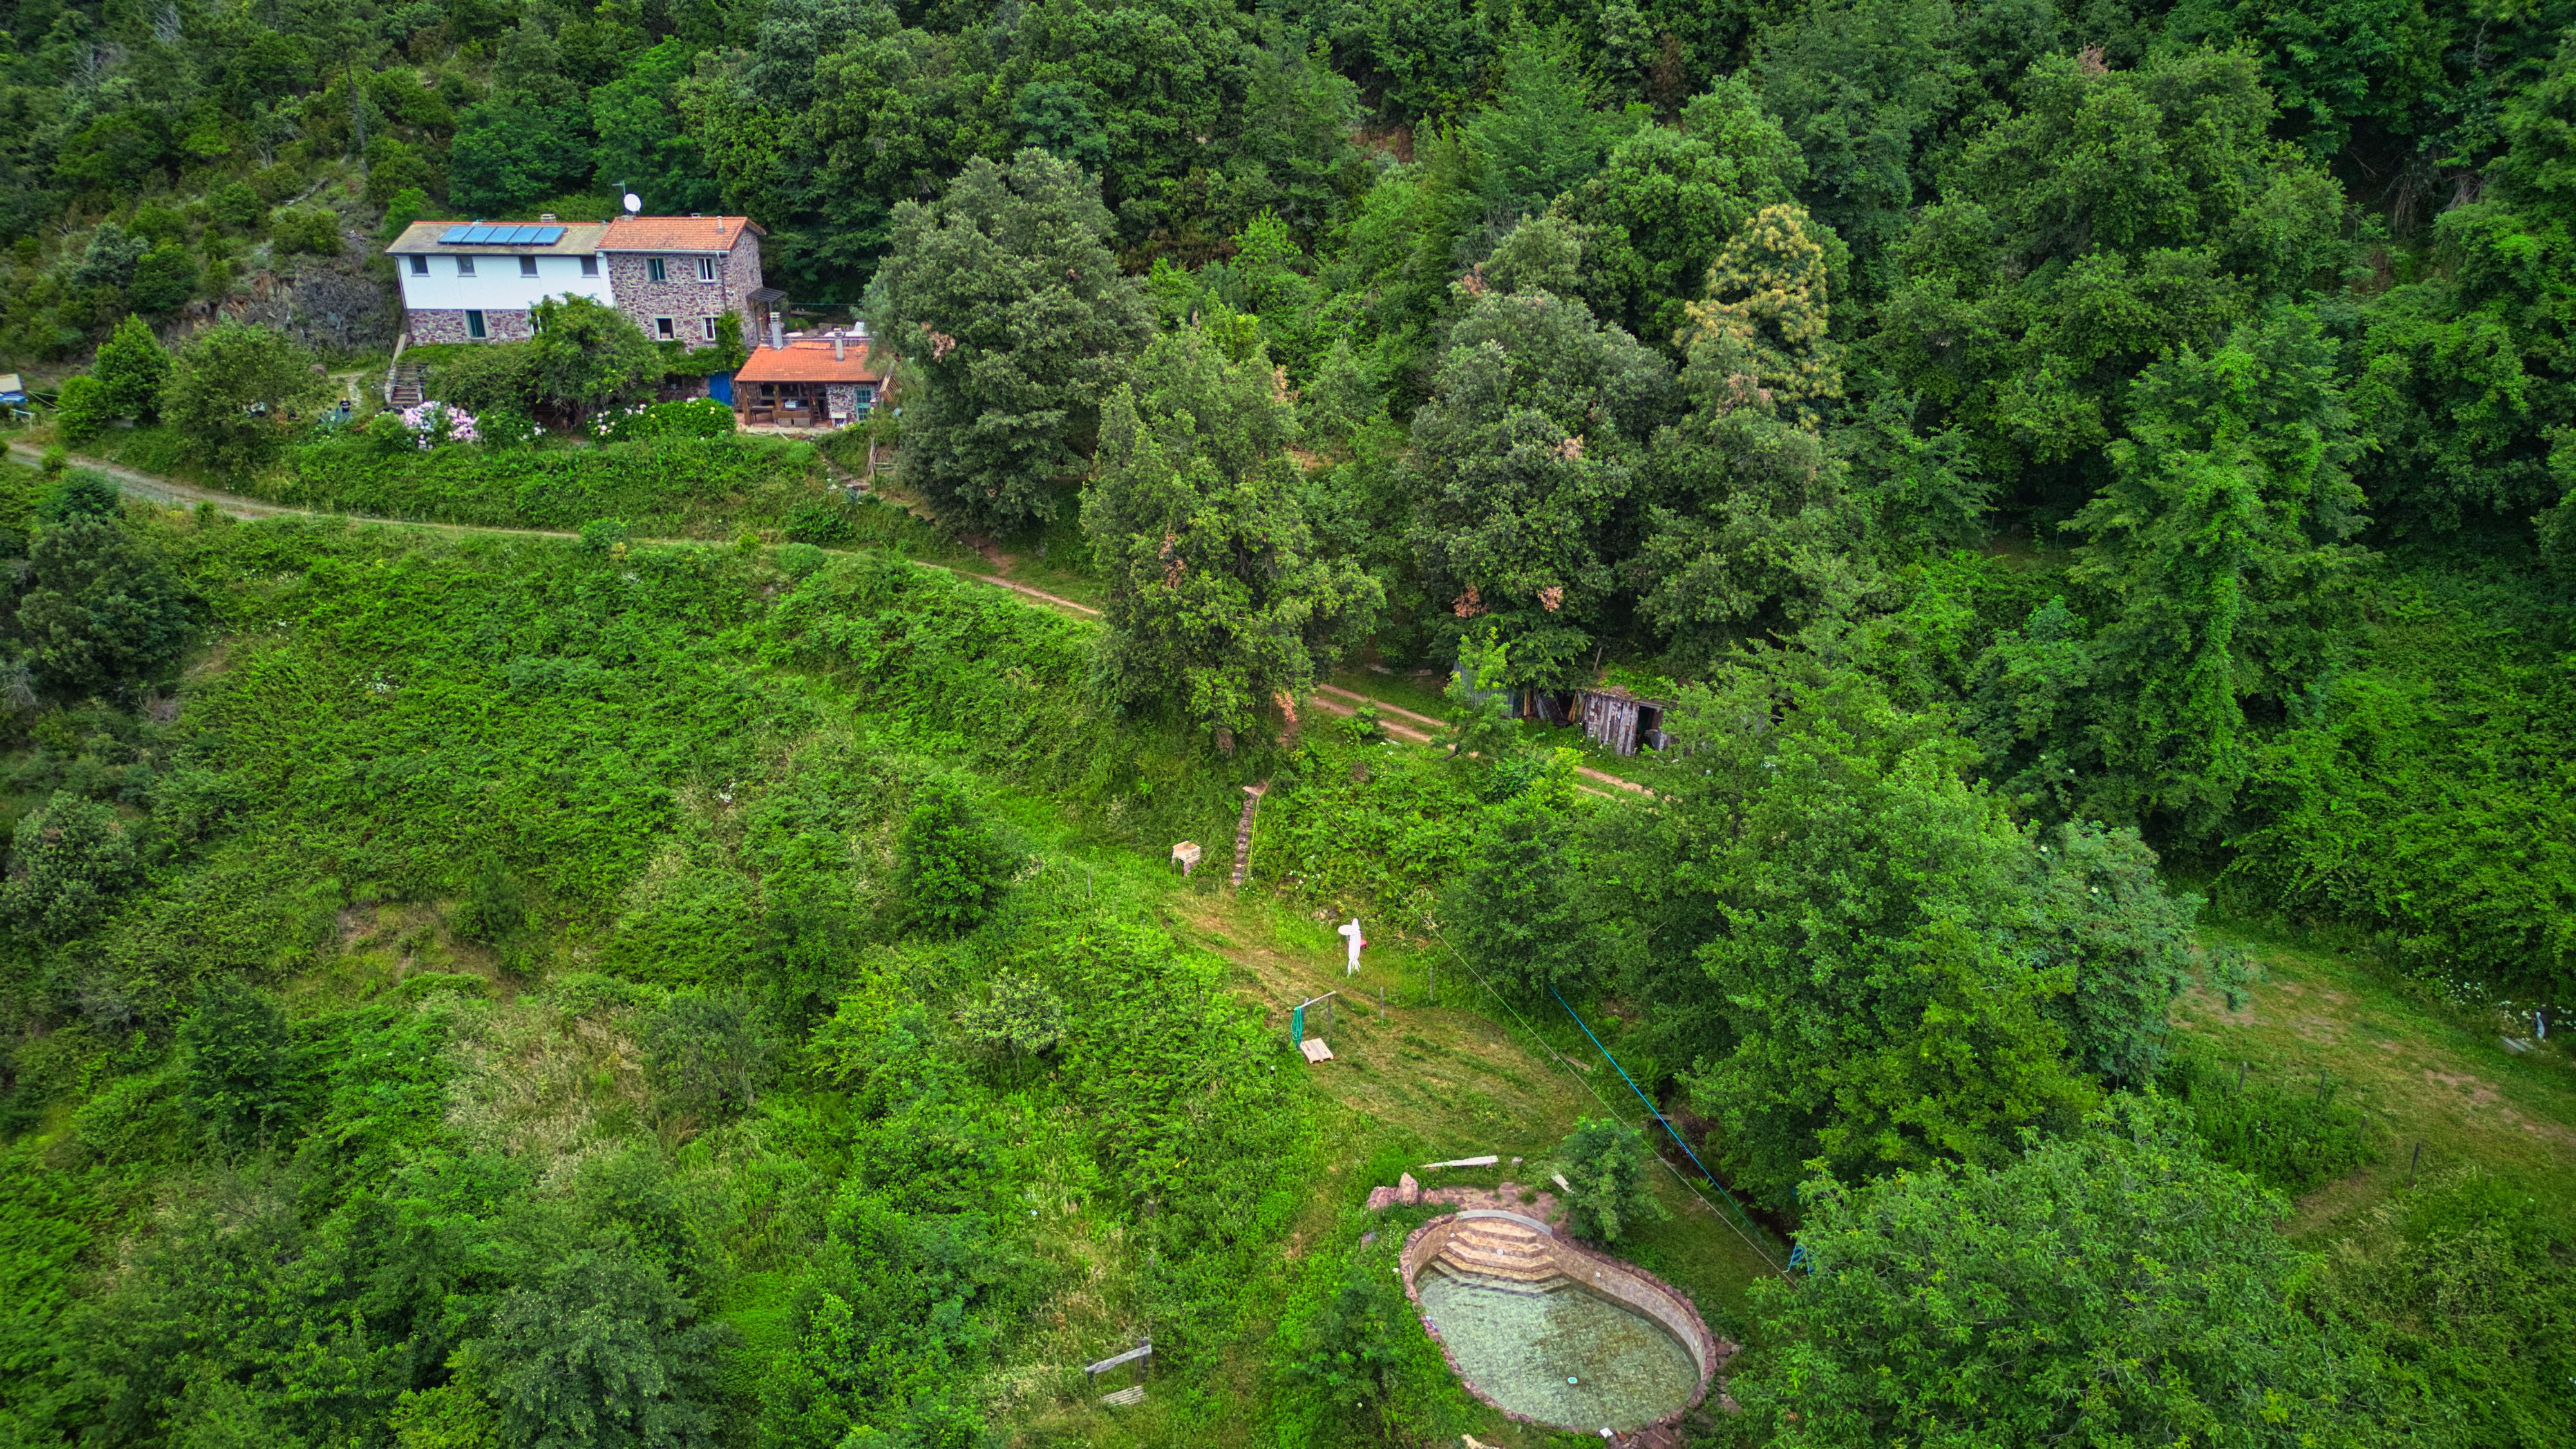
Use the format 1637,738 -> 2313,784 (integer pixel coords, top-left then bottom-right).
1434,1216 -> 1570,1291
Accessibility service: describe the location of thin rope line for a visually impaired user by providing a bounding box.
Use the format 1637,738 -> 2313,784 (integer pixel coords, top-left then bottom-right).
1549,985 -> 1779,1264
1417,920 -> 1789,1277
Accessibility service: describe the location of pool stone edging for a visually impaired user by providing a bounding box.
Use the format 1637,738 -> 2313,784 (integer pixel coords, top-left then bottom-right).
1397,1209 -> 1732,1436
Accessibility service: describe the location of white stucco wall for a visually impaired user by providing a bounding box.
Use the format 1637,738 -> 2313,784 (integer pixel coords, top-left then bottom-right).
397,254 -> 614,313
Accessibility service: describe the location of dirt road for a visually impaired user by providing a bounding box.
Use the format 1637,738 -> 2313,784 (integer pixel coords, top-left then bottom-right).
7,441 -> 1653,797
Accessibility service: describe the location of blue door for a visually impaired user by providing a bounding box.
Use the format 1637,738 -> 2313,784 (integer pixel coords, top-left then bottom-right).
707,371 -> 734,404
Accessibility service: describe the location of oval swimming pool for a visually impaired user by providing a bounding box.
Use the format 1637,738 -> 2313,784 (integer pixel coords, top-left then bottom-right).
1415,1264 -> 1704,1432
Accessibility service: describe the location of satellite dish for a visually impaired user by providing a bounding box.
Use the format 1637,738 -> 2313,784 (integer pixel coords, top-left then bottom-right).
622,193 -> 643,214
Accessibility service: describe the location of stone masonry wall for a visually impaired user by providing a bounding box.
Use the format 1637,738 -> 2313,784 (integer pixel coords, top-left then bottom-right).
604,233 -> 762,349
1397,1209 -> 1730,1436
406,308 -> 533,344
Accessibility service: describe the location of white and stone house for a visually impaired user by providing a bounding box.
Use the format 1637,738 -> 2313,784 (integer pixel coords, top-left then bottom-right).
384,213 -> 767,348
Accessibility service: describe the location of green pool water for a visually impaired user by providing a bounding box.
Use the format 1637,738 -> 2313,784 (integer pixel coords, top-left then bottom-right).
1416,1265 -> 1701,1432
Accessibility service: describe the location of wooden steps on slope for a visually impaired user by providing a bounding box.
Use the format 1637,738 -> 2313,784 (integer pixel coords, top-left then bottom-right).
1229,782 -> 1267,887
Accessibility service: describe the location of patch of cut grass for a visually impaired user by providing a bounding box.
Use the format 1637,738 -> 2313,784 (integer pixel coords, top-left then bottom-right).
1165,887 -> 1786,1343
2177,919 -> 2576,1241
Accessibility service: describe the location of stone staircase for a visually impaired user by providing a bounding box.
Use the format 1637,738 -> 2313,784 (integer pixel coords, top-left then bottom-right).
1229,782 -> 1266,887
386,361 -> 424,406
1435,1216 -> 1567,1291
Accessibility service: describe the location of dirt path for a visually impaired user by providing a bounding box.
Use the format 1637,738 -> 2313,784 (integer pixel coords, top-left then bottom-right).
1307,686 -> 1439,745
1302,690 -> 1643,804
7,440 -> 585,538
912,560 -> 1099,618
1310,683 -> 1656,799
10,442 -> 1653,797
10,443 -> 1122,619
10,442 -> 343,523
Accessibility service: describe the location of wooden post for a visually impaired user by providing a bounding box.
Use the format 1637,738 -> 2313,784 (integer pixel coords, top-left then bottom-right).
2235,1061 -> 2246,1093
2409,1142 -> 2422,1187
1291,992 -> 1339,1043
1086,1338 -> 1153,1406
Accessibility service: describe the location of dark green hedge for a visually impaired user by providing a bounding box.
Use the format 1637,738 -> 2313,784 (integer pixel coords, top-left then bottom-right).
276,434 -> 826,538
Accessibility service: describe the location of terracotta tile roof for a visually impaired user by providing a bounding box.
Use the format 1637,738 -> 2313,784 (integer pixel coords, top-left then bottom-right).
734,336 -> 885,384
598,215 -> 764,252
383,220 -> 609,254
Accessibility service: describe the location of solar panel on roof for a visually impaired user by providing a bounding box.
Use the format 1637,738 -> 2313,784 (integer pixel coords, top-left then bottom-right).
433,222 -> 569,246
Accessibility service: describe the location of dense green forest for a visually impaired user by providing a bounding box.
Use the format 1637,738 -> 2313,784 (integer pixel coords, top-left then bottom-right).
3,0 -> 2575,1444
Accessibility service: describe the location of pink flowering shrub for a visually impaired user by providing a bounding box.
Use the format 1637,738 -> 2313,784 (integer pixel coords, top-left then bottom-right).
399,401 -> 478,448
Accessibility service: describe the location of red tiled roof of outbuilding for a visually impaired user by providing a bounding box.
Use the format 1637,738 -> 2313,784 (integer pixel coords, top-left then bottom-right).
734,336 -> 884,384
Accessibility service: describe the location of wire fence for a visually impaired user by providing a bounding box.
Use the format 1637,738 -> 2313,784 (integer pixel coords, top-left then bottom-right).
1414,918 -> 1792,1278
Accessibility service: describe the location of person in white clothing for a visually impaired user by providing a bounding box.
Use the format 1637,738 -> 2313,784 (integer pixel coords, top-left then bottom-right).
1338,918 -> 1365,975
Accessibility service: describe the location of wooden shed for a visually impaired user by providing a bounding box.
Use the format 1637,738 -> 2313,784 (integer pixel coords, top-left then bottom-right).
1575,686 -> 1674,756
1455,651 -> 1678,755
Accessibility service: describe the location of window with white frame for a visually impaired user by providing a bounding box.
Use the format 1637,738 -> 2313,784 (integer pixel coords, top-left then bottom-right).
408,255 -> 428,276
655,316 -> 676,339
648,258 -> 667,282
457,256 -> 475,277
518,256 -> 539,277
701,316 -> 718,340
697,256 -> 716,282
580,256 -> 599,276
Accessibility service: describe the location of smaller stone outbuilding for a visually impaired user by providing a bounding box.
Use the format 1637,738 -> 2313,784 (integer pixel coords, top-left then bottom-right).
732,327 -> 884,429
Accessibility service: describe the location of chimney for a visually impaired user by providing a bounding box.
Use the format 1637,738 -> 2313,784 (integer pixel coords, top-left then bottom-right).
833,330 -> 845,363
538,213 -> 557,222
769,312 -> 785,352
853,318 -> 871,341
